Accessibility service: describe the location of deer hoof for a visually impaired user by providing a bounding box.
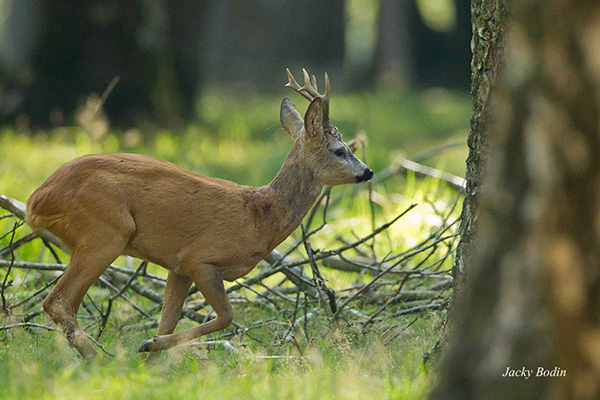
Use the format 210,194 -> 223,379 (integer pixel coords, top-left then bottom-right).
137,336 -> 161,353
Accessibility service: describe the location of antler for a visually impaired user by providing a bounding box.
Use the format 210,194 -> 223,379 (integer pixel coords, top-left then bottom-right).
285,68 -> 331,120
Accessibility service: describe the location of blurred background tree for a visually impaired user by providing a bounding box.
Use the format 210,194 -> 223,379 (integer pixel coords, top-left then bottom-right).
0,0 -> 469,129
0,0 -> 207,127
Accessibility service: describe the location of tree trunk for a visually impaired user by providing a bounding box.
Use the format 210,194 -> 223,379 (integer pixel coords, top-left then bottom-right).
1,0 -> 206,127
453,0 -> 508,284
432,0 -> 600,398
374,0 -> 413,88
201,0 -> 344,91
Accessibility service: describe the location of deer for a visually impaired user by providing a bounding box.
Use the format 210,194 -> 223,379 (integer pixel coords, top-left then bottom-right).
24,68 -> 373,360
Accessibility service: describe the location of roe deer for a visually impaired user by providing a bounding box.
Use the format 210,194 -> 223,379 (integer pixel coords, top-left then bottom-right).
25,69 -> 373,359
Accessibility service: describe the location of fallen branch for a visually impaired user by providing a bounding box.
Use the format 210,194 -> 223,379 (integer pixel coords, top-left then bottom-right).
410,141 -> 465,163
0,322 -> 55,331
372,157 -> 465,190
1,183 -> 457,348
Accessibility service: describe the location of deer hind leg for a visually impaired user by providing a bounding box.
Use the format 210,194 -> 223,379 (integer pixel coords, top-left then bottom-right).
43,237 -> 127,359
142,271 -> 192,361
138,264 -> 232,353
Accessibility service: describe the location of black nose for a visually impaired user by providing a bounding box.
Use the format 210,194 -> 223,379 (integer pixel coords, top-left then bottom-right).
357,168 -> 373,182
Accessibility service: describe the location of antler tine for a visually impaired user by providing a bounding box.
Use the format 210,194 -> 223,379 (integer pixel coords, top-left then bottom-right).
286,68 -> 313,101
285,68 -> 331,115
301,69 -> 321,100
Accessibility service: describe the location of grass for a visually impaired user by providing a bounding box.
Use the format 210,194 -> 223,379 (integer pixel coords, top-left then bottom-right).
0,308 -> 442,400
0,89 -> 469,399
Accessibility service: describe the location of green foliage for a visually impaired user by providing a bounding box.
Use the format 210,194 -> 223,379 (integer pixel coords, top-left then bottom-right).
0,90 -> 469,399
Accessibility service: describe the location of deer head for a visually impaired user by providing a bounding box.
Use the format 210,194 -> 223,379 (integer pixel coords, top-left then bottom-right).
280,68 -> 373,185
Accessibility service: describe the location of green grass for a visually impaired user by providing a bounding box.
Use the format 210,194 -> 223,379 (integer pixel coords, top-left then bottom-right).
0,89 -> 469,399
0,322 -> 437,400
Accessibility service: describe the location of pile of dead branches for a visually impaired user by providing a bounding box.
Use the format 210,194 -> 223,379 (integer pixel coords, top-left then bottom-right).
0,159 -> 462,353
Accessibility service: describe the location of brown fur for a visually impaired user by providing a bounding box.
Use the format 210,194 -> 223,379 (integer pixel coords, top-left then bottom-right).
25,84 -> 372,359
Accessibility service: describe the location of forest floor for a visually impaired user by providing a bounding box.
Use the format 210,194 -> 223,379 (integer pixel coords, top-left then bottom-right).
0,89 -> 469,400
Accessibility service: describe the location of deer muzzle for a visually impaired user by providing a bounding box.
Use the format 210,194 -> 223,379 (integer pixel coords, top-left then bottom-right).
356,168 -> 373,183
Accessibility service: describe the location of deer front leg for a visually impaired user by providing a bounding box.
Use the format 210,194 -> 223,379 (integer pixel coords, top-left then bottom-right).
142,271 -> 193,361
156,271 -> 193,336
138,264 -> 233,353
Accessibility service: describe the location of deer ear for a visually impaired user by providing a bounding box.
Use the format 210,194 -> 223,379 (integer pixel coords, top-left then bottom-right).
280,97 -> 304,138
304,97 -> 324,139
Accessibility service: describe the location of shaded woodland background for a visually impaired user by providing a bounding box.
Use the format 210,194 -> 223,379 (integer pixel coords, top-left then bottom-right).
0,0 -> 470,127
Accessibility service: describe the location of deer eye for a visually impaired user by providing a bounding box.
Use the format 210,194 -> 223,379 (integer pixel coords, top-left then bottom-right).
332,148 -> 346,158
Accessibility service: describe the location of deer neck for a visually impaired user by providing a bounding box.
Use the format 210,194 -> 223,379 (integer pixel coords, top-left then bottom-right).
261,149 -> 322,243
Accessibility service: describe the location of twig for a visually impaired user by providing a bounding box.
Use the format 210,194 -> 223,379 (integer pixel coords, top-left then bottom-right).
0,260 -> 165,283
257,282 -> 295,303
304,187 -> 331,231
362,289 -> 444,328
335,237 -> 370,258
314,204 -> 418,259
363,144 -> 376,260
0,232 -> 37,258
372,157 -> 465,189
187,340 -> 239,352
388,300 -> 448,318
97,261 -> 147,339
85,332 -> 113,358
236,280 -> 280,311
206,204 -> 418,305
41,239 -> 62,264
94,76 -> 120,118
23,310 -> 45,323
382,316 -> 419,344
0,262 -> 154,321
107,271 -> 207,324
0,322 -> 55,331
0,213 -> 14,220
282,289 -> 302,341
10,275 -> 62,309
110,261 -> 147,302
301,227 -> 336,316
333,234 -> 453,319
0,226 -> 18,242
410,141 -> 465,162
1,221 -> 22,312
0,195 -> 26,218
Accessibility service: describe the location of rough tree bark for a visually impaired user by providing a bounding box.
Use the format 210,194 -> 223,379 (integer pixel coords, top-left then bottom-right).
432,0 -> 600,399
453,0 -> 508,284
